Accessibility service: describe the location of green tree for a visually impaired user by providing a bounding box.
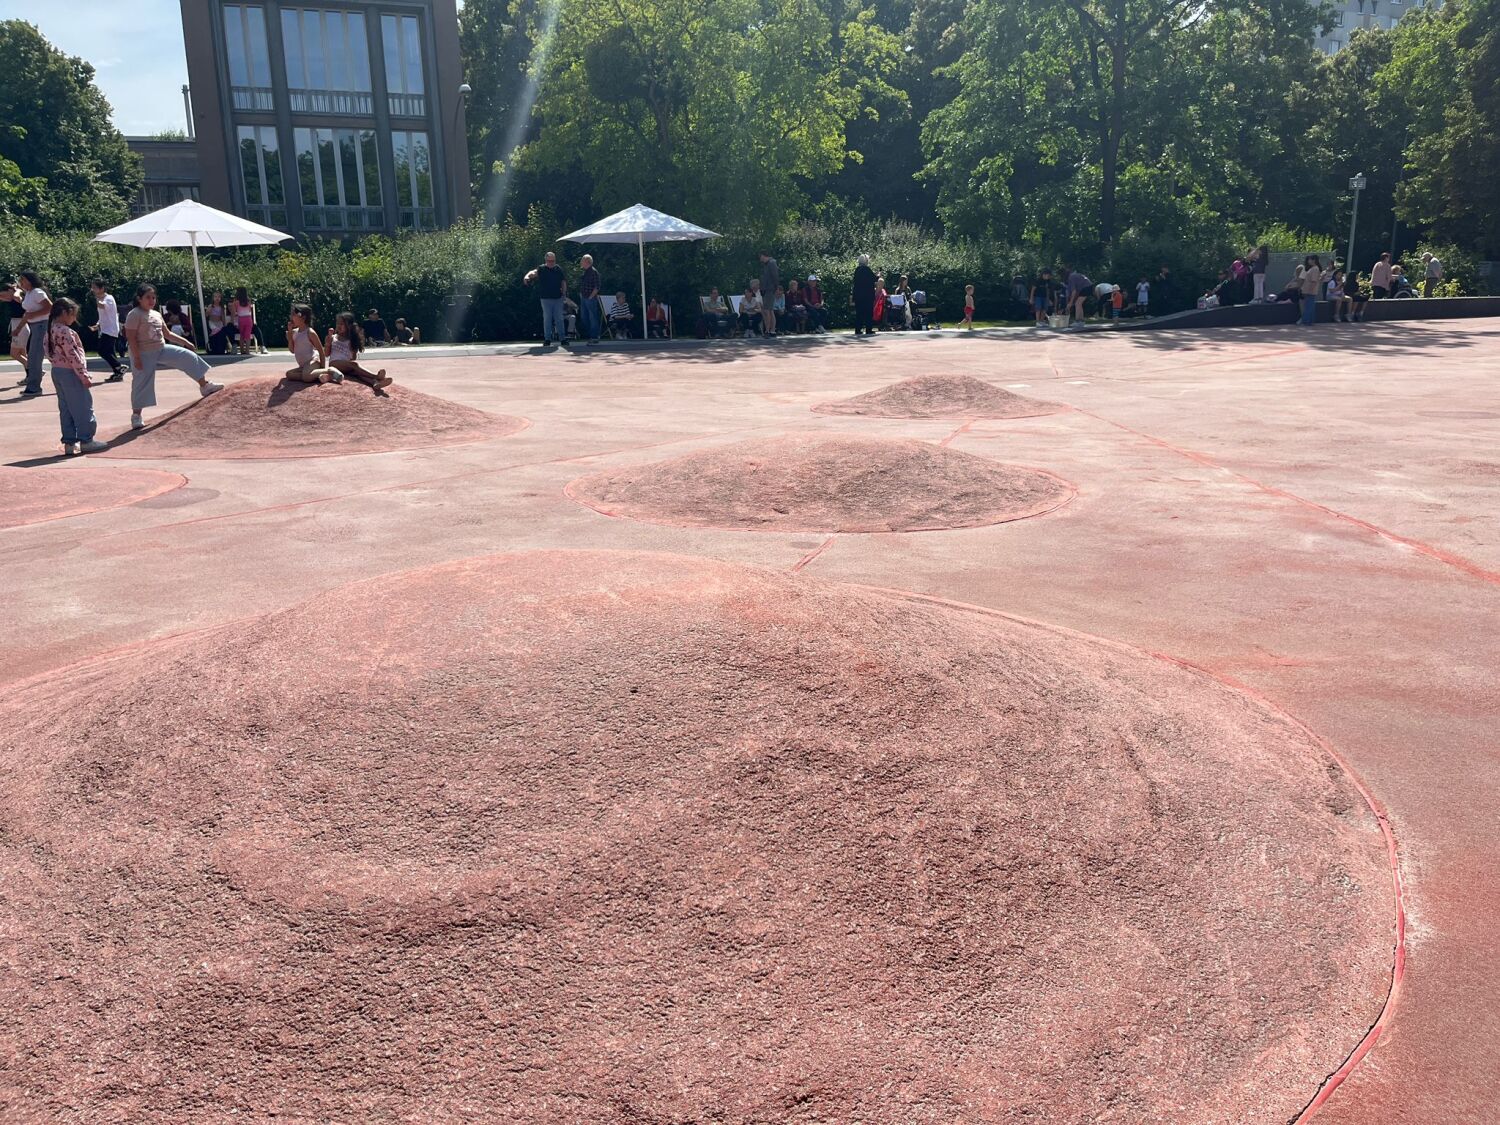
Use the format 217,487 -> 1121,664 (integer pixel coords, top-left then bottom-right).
509,0 -> 901,238
1384,0 -> 1500,256
0,20 -> 143,230
921,0 -> 1333,250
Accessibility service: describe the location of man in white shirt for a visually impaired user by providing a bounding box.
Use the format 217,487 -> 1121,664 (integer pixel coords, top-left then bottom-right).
90,279 -> 127,381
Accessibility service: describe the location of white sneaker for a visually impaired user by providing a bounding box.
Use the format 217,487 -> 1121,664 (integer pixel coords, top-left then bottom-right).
79,439 -> 110,453
326,369 -> 344,383
130,412 -> 144,430
199,379 -> 224,397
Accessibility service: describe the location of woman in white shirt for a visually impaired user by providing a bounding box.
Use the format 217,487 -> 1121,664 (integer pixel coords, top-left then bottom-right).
124,283 -> 223,429
17,271 -> 51,397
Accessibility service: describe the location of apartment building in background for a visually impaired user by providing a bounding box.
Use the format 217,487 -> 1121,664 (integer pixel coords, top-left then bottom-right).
178,0 -> 471,237
1314,0 -> 1439,55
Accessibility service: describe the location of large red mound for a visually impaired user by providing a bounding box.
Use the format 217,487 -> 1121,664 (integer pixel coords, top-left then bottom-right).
102,375 -> 526,460
813,373 -> 1060,419
0,464 -> 184,528
0,551 -> 1391,1123
567,433 -> 1073,532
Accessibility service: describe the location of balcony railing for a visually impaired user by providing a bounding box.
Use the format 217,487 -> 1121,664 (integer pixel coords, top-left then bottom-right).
388,93 -> 427,117
231,85 -> 275,112
289,89 -> 374,116
246,205 -> 289,228
400,206 -> 437,230
303,205 -> 386,231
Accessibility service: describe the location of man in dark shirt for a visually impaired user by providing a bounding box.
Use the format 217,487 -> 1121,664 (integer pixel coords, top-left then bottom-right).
526,251 -> 568,346
361,309 -> 389,344
851,255 -> 876,335
758,251 -> 779,336
575,253 -> 602,343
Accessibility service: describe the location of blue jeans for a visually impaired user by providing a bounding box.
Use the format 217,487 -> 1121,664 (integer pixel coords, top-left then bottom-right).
24,320 -> 46,393
51,366 -> 97,443
540,298 -> 566,343
1300,295 -> 1317,325
579,295 -> 601,341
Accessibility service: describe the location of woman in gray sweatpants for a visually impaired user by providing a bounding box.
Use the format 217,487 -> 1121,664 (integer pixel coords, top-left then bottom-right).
124,283 -> 222,428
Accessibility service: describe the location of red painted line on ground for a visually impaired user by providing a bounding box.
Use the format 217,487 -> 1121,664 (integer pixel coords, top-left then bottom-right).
847,583 -> 1406,1122
1147,656 -> 1406,1124
789,535 -> 836,572
1074,407 -> 1500,587
938,420 -> 976,447
84,425 -> 784,543
1,469 -> 187,530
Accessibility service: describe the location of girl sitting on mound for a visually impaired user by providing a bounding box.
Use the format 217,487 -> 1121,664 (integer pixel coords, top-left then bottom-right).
285,304 -> 338,384
326,313 -> 392,388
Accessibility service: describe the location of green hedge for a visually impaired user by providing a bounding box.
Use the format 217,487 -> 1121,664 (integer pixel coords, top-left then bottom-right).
0,206 -> 1323,343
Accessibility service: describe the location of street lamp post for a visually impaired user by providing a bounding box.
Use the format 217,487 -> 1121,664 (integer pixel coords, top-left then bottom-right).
1347,173 -> 1367,273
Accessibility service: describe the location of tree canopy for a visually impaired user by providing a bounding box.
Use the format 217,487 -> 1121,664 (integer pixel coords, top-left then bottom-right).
455,0 -> 1498,271
0,20 -> 142,231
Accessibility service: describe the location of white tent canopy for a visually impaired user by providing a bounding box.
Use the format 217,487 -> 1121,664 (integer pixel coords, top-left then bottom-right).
95,200 -> 291,348
559,204 -> 720,337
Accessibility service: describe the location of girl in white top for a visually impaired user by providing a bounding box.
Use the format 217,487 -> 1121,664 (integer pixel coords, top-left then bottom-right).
124,283 -> 222,429
325,312 -> 392,388
285,304 -> 336,383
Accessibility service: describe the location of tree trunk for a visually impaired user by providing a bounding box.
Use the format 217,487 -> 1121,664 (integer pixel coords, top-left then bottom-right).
1100,0 -> 1127,243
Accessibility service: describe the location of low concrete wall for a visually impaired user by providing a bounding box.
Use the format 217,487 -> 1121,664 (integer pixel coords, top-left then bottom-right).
1132,295 -> 1500,330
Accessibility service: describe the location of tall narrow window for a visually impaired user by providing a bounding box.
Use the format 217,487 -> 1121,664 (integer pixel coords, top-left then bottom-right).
224,5 -> 273,111
281,8 -> 373,114
295,126 -> 382,231
237,125 -> 286,226
390,130 -> 435,228
381,14 -> 427,117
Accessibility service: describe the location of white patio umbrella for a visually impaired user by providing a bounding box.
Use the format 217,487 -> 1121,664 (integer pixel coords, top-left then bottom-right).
559,204 -> 720,337
95,200 -> 291,348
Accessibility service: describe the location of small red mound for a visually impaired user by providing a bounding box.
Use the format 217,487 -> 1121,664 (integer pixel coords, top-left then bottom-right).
567,433 -> 1072,532
0,464 -> 185,528
102,376 -> 525,460
813,373 -> 1060,419
0,551 -> 1391,1122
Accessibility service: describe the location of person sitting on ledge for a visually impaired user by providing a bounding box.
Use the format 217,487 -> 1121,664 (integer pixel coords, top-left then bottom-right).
701,288 -> 733,337
783,280 -> 810,333
646,297 -> 668,338
803,275 -> 829,333
739,283 -> 763,336
393,317 -> 420,345
607,292 -> 636,337
361,308 -> 389,344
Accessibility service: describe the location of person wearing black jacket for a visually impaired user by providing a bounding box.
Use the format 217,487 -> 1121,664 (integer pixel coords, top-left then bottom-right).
851,254 -> 876,336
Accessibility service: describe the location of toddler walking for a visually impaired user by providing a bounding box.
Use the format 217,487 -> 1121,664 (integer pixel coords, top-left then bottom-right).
962,284 -> 975,329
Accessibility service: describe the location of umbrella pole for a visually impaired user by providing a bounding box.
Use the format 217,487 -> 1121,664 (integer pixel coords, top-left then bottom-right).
191,233 -> 208,352
638,231 -> 647,343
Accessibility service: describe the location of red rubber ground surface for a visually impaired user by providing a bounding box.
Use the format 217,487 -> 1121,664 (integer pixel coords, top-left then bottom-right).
2,321 -> 1495,1121
100,375 -> 526,460
813,372 -> 1061,419
567,433 -> 1074,532
0,464 -> 185,529
0,550 -> 1389,1123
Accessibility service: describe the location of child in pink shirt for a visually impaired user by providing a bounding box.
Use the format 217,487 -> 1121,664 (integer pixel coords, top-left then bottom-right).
44,297 -> 108,454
